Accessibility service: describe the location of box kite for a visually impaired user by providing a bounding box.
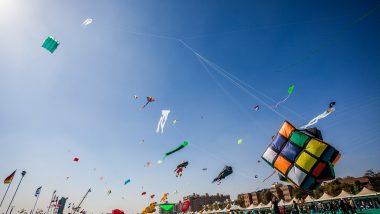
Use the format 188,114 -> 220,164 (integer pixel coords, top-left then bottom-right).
261,121 -> 340,190
42,36 -> 59,53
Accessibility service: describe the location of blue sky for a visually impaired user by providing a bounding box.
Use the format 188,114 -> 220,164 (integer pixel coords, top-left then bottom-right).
1,0 -> 380,213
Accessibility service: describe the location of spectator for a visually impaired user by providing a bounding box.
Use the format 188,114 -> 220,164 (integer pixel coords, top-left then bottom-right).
291,200 -> 299,214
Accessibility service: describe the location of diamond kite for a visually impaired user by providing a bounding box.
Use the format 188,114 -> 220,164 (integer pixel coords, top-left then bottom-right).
42,36 -> 60,53
274,85 -> 294,108
212,166 -> 233,184
261,121 -> 341,190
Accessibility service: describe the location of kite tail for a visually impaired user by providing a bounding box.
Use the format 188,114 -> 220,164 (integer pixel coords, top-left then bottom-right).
262,170 -> 277,182
142,101 -> 149,109
274,94 -> 290,108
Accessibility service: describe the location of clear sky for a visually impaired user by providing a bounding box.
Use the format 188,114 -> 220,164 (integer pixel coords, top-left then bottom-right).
1,0 -> 380,213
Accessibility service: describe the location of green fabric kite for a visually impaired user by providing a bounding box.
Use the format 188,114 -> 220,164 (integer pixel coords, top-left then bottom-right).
42,36 -> 59,53
159,204 -> 174,211
162,141 -> 189,161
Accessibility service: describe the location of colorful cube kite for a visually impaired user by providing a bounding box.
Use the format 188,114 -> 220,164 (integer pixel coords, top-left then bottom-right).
42,36 -> 60,53
262,121 -> 340,190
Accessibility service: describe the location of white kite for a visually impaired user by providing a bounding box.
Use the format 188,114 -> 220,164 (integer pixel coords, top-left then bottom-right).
300,108 -> 335,129
156,110 -> 170,133
82,18 -> 93,26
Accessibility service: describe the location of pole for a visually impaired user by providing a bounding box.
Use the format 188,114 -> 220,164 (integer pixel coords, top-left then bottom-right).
0,179 -> 13,208
5,170 -> 26,214
72,188 -> 91,214
31,193 -> 41,214
46,190 -> 56,214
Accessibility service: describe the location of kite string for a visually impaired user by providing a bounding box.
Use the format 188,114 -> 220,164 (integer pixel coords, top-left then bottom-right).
178,39 -> 288,120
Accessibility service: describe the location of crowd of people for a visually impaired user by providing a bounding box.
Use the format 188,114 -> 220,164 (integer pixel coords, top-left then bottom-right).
255,196 -> 380,214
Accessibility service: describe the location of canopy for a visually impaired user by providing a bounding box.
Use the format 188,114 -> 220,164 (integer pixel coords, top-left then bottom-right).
304,195 -> 316,203
315,193 -> 334,201
334,190 -> 354,199
355,187 -> 378,197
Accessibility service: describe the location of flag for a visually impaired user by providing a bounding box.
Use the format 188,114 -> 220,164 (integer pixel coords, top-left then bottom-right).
3,170 -> 16,184
35,186 -> 42,197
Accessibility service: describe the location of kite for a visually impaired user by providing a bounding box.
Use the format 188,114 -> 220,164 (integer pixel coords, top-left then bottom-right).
212,166 -> 233,184
73,157 -> 79,162
156,110 -> 170,133
160,204 -> 174,212
257,160 -> 261,163
100,176 -> 104,180
300,102 -> 336,129
161,141 -> 189,161
66,177 -> 70,180
202,168 -> 207,171
261,121 -> 341,190
181,199 -> 190,212
142,96 -> 155,109
145,161 -> 152,168
172,119 -> 177,125
141,192 -> 147,196
141,202 -> 156,214
253,105 -> 259,111
157,160 -> 163,164
124,179 -> 131,185
150,194 -> 155,199
139,139 -> 144,144
160,193 -> 169,202
42,36 -> 60,53
237,138 -> 243,145
107,190 -> 112,195
112,209 -> 124,214
82,18 -> 93,26
134,95 -> 139,99
173,190 -> 178,194
175,161 -> 189,177
274,85 -> 295,108
254,175 -> 258,179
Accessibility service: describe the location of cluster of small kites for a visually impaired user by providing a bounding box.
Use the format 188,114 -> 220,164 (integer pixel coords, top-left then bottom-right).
44,18 -> 341,213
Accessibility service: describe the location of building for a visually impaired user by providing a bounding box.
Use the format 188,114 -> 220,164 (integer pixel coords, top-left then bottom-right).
251,192 -> 260,205
279,185 -> 294,202
237,193 -> 253,208
182,193 -> 230,212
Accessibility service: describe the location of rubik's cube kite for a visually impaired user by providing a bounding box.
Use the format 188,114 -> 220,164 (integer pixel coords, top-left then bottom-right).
262,121 -> 340,190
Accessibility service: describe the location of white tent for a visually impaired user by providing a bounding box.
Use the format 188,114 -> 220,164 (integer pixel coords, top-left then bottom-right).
254,203 -> 264,209
315,193 -> 334,201
245,204 -> 255,210
354,187 -> 378,197
334,190 -> 354,199
304,195 -> 316,203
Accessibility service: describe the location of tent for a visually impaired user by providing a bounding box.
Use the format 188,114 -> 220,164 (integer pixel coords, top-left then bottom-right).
245,204 -> 255,210
278,199 -> 285,206
304,195 -> 316,203
334,190 -> 354,199
354,187 -> 378,198
315,193 -> 334,201
263,201 -> 272,208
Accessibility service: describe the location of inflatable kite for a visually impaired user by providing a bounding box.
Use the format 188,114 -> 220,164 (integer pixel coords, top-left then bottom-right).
42,36 -> 59,53
261,121 -> 341,190
160,193 -> 169,202
141,192 -> 146,196
175,161 -> 188,177
181,199 -> 190,212
274,85 -> 294,108
150,194 -> 155,199
161,141 -> 189,161
212,166 -> 233,184
82,18 -> 93,26
301,102 -> 336,129
142,96 -> 155,109
159,204 -> 174,212
141,202 -> 156,214
156,110 -> 170,133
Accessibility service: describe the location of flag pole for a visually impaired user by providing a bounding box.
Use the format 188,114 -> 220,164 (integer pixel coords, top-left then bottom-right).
72,188 -> 91,214
0,170 -> 16,208
0,180 -> 13,208
46,190 -> 56,214
5,170 -> 26,214
31,192 -> 41,214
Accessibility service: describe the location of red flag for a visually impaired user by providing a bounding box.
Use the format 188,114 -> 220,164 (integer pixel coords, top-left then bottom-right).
3,170 -> 16,184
